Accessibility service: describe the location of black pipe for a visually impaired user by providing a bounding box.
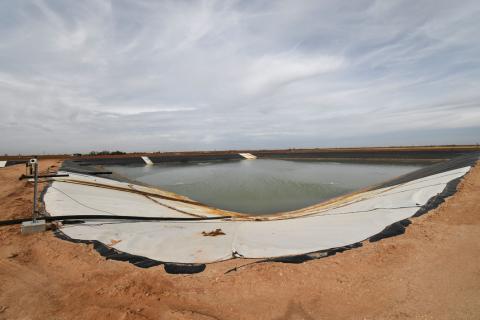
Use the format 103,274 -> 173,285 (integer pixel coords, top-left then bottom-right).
19,174 -> 70,180
0,214 -> 231,227
62,170 -> 113,175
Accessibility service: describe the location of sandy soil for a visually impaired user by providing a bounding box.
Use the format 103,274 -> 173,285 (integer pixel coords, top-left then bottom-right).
0,160 -> 479,320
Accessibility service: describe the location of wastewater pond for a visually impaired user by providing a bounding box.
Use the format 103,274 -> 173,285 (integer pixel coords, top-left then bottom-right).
105,159 -> 424,215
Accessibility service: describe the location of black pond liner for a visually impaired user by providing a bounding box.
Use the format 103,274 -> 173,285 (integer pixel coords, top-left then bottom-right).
61,160 -> 115,175
64,153 -> 244,167
48,153 -> 478,274
373,152 -> 480,189
412,177 -> 462,218
268,242 -> 364,264
4,160 -> 28,167
53,231 -> 206,274
368,219 -> 412,242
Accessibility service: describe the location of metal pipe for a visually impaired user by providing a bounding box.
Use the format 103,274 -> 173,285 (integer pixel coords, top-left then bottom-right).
32,160 -> 38,223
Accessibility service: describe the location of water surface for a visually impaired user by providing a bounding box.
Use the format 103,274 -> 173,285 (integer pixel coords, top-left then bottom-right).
106,159 -> 423,215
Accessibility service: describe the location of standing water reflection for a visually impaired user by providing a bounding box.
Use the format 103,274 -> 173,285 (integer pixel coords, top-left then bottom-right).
105,159 -> 424,215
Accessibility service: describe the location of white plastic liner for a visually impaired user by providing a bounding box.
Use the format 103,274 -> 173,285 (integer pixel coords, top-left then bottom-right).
0,161 -> 6,168
44,172 -> 222,218
239,153 -> 257,159
141,156 -> 153,165
44,166 -> 471,264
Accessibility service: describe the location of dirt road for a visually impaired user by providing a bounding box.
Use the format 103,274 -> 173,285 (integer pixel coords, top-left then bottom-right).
0,160 -> 479,319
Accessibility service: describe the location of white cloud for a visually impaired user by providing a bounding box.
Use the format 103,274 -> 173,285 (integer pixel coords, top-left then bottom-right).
242,53 -> 345,94
0,0 -> 479,154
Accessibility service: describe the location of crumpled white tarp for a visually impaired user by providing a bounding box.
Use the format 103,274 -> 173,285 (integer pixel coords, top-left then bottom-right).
44,167 -> 470,263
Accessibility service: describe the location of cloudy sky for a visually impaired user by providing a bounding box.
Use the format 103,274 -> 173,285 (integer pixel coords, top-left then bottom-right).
1,0 -> 479,154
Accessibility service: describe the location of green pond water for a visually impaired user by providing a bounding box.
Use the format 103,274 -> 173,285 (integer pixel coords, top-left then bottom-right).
105,159 -> 423,215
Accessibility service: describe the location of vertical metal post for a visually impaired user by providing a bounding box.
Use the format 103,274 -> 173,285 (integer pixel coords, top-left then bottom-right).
32,160 -> 38,223
21,157 -> 47,234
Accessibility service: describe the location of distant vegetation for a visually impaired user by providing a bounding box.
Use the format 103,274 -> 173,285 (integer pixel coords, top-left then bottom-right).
87,150 -> 126,156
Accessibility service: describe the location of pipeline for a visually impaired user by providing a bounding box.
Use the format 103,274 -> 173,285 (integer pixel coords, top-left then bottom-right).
19,173 -> 70,180
0,214 -> 232,227
57,170 -> 113,175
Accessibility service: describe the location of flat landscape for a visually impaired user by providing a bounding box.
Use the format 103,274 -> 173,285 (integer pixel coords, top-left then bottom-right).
0,158 -> 479,319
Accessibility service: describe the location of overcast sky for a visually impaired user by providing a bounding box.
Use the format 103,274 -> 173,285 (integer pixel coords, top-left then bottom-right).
1,0 -> 479,154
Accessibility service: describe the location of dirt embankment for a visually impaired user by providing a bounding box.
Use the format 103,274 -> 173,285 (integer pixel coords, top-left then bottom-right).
2,145 -> 479,162
0,160 -> 479,319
